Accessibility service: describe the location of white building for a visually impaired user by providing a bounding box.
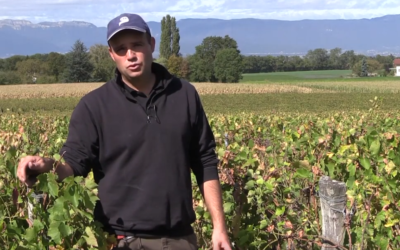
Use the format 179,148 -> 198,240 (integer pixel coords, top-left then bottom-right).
395,66 -> 400,77
392,59 -> 400,77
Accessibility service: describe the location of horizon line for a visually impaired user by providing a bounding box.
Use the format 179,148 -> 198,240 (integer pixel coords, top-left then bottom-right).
0,13 -> 398,27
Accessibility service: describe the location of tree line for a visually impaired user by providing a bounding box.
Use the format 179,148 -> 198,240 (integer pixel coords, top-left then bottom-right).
242,48 -> 396,77
0,42 -> 115,85
0,14 -> 398,85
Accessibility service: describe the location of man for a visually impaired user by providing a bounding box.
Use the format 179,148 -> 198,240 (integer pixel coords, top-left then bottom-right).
17,13 -> 232,250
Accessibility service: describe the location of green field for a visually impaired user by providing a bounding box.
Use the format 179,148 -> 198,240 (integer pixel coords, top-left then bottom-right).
241,70 -> 354,82
241,69 -> 400,83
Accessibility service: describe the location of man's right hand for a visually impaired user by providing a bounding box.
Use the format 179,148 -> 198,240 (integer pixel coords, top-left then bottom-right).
17,156 -> 54,187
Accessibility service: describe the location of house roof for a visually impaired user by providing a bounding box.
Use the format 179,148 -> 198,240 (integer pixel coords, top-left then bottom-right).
394,58 -> 400,66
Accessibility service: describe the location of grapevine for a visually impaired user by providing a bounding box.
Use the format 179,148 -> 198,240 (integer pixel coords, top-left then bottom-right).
1,109 -> 399,249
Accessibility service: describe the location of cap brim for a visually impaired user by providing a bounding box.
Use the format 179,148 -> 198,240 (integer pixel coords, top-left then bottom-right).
107,26 -> 147,41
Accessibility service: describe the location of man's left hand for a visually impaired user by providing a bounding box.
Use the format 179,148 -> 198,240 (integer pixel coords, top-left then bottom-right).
212,230 -> 232,250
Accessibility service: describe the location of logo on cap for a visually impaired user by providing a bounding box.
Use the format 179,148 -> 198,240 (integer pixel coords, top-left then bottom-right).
119,16 -> 129,26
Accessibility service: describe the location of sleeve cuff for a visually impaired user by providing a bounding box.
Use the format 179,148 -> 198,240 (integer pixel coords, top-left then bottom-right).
60,146 -> 91,177
202,166 -> 220,182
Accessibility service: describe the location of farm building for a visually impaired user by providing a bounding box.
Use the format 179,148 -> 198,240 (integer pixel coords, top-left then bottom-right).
394,58 -> 400,77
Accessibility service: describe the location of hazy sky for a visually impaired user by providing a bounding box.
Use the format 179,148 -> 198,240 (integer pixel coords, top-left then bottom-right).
0,0 -> 399,27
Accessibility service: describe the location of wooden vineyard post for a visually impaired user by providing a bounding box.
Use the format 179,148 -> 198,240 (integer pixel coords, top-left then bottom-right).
27,188 -> 49,250
318,175 -> 347,250
27,188 -> 45,224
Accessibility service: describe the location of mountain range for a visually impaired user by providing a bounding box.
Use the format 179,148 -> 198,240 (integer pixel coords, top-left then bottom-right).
1,14 -> 400,58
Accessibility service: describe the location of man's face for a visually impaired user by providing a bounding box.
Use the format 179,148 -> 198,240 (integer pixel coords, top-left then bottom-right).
108,30 -> 155,80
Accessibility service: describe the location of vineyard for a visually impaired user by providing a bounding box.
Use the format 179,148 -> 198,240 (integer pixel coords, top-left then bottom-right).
1,94 -> 399,249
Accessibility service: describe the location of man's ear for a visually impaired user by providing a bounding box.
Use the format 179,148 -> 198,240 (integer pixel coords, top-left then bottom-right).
150,37 -> 156,53
108,46 -> 116,62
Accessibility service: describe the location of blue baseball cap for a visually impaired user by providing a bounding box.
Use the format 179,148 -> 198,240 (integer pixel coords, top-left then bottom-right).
107,13 -> 151,41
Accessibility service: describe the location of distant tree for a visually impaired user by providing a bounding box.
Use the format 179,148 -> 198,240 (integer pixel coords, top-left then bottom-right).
304,48 -> 330,70
16,59 -> 48,83
361,57 -> 368,77
328,47 -> 342,70
46,52 -> 65,82
289,56 -> 308,71
159,15 -> 172,60
2,55 -> 26,71
375,54 -> 395,72
242,54 -> 315,74
263,55 -> 278,72
352,58 -> 382,77
171,17 -> 180,57
29,53 -> 48,63
275,55 -> 289,72
62,40 -> 94,83
89,44 -> 115,82
213,48 -> 243,83
0,71 -> 22,85
0,59 -> 4,71
188,54 -> 208,82
340,50 -> 357,70
189,35 -> 240,82
159,14 -> 181,69
179,57 -> 190,79
165,55 -> 190,79
167,55 -> 183,77
242,56 -> 259,73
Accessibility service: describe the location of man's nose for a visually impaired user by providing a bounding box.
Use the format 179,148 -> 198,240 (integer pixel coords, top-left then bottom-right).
127,49 -> 136,59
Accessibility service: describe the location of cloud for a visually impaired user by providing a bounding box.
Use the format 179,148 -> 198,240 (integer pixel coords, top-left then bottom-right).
0,0 -> 399,26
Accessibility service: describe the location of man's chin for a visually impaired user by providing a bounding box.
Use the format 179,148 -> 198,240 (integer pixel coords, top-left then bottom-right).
125,71 -> 143,79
